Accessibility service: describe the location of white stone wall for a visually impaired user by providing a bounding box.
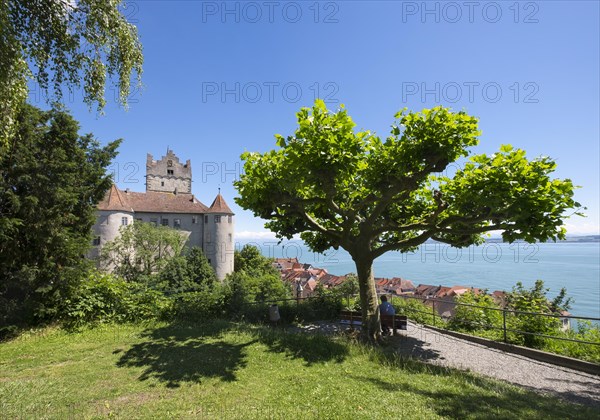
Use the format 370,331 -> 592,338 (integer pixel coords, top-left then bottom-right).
203,213 -> 235,280
132,212 -> 204,249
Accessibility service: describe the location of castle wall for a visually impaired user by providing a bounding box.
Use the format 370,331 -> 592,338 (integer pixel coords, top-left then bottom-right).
146,175 -> 191,194
89,210 -> 134,259
133,212 -> 204,249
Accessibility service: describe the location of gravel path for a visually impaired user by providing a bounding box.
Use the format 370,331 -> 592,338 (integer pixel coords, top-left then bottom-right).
294,321 -> 600,408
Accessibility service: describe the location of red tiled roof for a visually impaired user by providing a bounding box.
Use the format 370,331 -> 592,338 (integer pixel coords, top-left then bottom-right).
97,185 -> 132,212
97,186 -> 209,214
207,193 -> 234,214
433,286 -> 452,298
415,284 -> 441,297
273,258 -> 299,271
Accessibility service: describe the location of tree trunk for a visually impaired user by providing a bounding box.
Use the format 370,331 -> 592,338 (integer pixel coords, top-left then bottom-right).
353,255 -> 380,341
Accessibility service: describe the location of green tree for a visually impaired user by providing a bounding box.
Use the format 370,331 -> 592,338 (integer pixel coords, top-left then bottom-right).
158,247 -> 217,293
0,103 -> 120,331
234,100 -> 581,340
100,221 -> 187,282
506,280 -> 568,347
234,244 -> 279,277
186,247 -> 218,288
449,290 -> 503,333
337,274 -> 359,297
0,0 -> 143,146
225,271 -> 289,308
225,245 -> 289,310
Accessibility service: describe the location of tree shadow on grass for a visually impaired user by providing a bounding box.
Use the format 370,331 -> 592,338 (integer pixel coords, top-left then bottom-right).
116,320 -> 254,388
252,326 -> 350,366
386,334 -> 444,363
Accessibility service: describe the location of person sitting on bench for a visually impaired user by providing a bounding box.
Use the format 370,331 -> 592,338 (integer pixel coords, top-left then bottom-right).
379,295 -> 395,335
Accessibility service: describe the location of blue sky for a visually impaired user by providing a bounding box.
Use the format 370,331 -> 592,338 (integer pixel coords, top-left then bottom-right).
30,1 -> 599,237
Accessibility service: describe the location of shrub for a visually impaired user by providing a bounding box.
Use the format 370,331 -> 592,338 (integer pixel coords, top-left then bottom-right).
123,284 -> 173,321
448,291 -> 503,333
541,321 -> 600,363
63,271 -> 130,327
308,286 -> 346,320
506,280 -> 564,347
155,247 -> 218,294
168,288 -> 225,322
63,270 -> 172,327
224,271 -> 290,314
393,296 -> 435,325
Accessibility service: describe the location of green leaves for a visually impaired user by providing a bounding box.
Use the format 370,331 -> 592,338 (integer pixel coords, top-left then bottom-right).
236,100 -> 582,337
235,100 -> 580,295
100,222 -> 188,282
437,146 -> 580,244
0,104 -> 120,328
0,0 -> 143,147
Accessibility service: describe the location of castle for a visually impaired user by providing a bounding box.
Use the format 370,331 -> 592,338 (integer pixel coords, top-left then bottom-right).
90,149 -> 235,280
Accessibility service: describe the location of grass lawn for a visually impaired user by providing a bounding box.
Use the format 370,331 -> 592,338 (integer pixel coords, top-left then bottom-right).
0,320 -> 596,419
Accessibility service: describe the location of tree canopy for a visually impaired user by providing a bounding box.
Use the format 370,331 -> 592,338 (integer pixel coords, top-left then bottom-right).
158,247 -> 218,293
225,244 -> 290,309
234,100 -> 581,339
234,244 -> 280,278
100,222 -> 188,282
0,103 -> 120,331
0,0 -> 143,146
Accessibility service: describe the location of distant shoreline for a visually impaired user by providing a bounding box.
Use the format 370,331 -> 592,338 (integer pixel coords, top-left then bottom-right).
463,236 -> 600,244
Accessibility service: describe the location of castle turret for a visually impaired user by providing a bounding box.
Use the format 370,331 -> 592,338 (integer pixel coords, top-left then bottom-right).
91,185 -> 134,261
204,191 -> 235,280
146,149 -> 192,194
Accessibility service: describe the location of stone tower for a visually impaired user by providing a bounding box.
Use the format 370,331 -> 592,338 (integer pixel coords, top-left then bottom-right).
204,191 -> 235,280
146,149 -> 192,194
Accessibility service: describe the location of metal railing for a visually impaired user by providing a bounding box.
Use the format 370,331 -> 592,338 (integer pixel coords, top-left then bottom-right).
386,294 -> 600,347
240,292 -> 599,350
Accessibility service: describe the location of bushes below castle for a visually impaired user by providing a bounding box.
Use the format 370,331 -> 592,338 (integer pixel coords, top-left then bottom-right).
61,269 -> 344,329
61,245 -> 307,327
60,245 -> 348,329
63,272 -> 171,327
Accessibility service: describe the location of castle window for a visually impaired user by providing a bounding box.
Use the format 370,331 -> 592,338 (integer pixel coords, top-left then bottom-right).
161,181 -> 164,187
228,215 -> 232,223
192,216 -> 198,224
136,218 -> 143,222
162,219 -> 169,226
204,215 -> 208,223
121,217 -> 128,226
93,236 -> 101,246
150,218 -> 158,226
174,218 -> 181,228
208,258 -> 211,264
167,169 -> 174,175
228,233 -> 232,243
214,215 -> 221,223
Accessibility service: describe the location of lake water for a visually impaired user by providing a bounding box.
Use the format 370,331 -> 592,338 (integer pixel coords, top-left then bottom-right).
238,240 -> 600,319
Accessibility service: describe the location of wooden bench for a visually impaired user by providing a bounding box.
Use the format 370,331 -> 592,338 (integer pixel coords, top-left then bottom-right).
340,310 -> 407,333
